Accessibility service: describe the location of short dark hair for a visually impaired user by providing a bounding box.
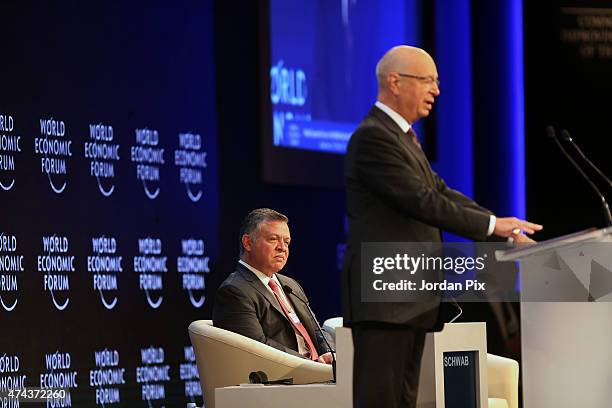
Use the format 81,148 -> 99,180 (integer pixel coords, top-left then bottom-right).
239,208 -> 289,256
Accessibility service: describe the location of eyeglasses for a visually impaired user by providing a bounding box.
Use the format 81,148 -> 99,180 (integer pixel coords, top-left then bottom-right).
397,73 -> 440,87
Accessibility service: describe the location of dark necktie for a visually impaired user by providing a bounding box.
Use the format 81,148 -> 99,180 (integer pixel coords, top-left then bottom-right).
407,127 -> 422,150
268,279 -> 319,360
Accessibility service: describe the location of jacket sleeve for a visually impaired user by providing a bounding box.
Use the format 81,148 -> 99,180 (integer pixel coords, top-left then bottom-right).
433,171 -> 493,215
212,283 -> 304,358
352,127 -> 491,241
432,172 -> 508,241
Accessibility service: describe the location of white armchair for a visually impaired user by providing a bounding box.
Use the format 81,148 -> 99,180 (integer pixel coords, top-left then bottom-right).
486,353 -> 519,408
188,320 -> 333,408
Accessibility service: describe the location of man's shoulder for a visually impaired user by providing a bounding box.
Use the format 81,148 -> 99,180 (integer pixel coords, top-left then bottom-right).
218,267 -> 252,292
276,272 -> 298,286
276,273 -> 306,296
351,109 -> 398,143
355,109 -> 389,133
347,115 -> 401,161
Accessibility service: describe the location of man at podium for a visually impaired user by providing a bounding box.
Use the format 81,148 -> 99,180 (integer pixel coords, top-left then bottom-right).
342,45 -> 542,408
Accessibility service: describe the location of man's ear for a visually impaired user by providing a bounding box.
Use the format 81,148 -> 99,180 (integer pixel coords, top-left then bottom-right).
387,73 -> 400,95
241,234 -> 252,252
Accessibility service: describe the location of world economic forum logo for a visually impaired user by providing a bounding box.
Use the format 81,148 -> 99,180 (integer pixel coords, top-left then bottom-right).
174,132 -> 207,203
134,237 -> 167,309
35,118 -> 72,194
131,128 -> 164,200
0,233 -> 22,312
88,236 -> 123,310
0,113 -> 20,192
178,239 -> 209,308
85,123 -> 120,197
38,234 -> 74,311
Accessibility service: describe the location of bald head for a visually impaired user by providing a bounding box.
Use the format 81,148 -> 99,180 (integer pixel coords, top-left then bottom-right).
376,46 -> 435,90
375,45 -> 440,124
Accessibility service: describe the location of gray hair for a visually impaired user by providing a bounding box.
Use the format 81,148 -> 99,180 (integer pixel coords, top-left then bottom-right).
239,208 -> 289,256
375,57 -> 388,89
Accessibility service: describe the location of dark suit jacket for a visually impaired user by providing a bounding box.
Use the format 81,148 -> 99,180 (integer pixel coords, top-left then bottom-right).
213,262 -> 334,358
342,106 -> 493,328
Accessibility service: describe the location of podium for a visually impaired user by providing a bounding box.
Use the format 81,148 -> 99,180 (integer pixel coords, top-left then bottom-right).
496,227 -> 612,407
417,323 -> 488,408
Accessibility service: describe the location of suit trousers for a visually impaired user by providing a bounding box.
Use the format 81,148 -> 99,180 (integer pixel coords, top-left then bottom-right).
352,322 -> 426,408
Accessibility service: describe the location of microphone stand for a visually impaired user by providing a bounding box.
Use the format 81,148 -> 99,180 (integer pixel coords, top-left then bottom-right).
560,129 -> 612,189
547,126 -> 612,227
283,285 -> 337,383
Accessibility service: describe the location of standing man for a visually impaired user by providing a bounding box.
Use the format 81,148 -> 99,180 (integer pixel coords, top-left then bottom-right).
213,208 -> 334,364
342,46 -> 541,407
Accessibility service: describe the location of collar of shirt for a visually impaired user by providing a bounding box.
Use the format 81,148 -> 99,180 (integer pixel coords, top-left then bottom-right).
239,259 -> 284,297
375,100 -> 411,133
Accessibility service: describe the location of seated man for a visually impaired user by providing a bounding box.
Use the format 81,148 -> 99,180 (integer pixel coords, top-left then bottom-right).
213,208 -> 334,363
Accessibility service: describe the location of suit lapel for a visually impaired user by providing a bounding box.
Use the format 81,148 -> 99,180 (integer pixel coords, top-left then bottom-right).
401,135 -> 437,187
369,107 -> 436,187
236,263 -> 286,319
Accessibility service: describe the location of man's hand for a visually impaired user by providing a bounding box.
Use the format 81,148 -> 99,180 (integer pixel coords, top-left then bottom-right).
494,217 -> 543,238
317,352 -> 334,364
511,232 -> 537,244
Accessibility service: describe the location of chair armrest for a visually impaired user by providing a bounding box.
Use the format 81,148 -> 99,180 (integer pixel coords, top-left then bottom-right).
487,353 -> 519,408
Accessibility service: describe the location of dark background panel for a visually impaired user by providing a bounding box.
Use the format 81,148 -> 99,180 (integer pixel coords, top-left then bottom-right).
0,2 -> 217,407
524,0 -> 612,238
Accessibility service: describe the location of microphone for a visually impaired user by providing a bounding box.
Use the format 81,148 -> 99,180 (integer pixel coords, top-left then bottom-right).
560,129 -> 612,189
547,126 -> 612,227
248,370 -> 293,385
283,285 -> 337,383
448,298 -> 463,323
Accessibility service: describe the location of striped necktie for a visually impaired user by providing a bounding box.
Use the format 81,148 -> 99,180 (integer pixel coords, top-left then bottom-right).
407,127 -> 422,150
268,279 -> 319,360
